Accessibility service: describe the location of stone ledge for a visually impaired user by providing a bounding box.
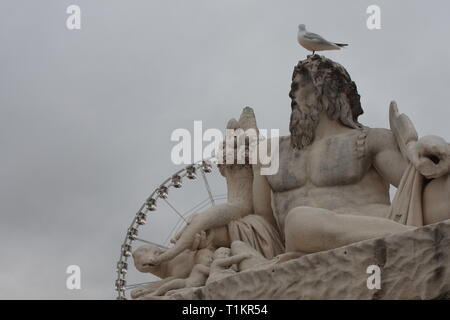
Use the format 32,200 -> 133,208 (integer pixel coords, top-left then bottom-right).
171,220 -> 450,299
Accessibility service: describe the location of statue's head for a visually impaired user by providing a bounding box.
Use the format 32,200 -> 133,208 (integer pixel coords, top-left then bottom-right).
289,55 -> 363,149
213,247 -> 231,260
132,244 -> 167,276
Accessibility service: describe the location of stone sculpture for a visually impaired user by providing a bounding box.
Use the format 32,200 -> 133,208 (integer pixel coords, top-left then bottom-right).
205,247 -> 250,285
132,54 -> 450,299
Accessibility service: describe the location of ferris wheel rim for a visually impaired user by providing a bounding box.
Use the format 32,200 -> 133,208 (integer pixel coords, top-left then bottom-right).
114,158 -> 222,300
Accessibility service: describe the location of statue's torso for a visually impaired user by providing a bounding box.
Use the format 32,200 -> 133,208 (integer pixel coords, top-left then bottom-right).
267,129 -> 391,233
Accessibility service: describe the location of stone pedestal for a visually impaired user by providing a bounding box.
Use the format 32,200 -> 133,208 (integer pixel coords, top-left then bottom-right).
172,220 -> 450,299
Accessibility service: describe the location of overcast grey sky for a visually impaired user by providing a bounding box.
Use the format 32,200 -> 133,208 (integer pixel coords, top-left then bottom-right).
1,0 -> 450,299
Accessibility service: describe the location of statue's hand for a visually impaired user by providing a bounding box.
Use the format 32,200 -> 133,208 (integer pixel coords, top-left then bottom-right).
148,245 -> 187,266
154,214 -> 209,264
170,214 -> 198,244
407,135 -> 450,179
190,231 -> 211,251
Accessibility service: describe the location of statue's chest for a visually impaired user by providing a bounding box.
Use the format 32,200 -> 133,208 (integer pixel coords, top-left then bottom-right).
268,131 -> 368,191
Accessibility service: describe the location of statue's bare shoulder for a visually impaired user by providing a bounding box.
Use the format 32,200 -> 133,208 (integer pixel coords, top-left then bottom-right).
366,127 -> 399,154
366,127 -> 407,187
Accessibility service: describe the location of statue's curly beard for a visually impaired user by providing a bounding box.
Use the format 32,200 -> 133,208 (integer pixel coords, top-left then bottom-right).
289,101 -> 322,150
289,97 -> 361,150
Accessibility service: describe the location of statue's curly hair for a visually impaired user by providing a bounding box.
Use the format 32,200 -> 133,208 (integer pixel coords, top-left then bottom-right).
289,55 -> 363,149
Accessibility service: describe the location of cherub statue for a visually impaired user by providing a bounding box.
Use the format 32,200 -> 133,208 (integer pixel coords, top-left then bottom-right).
132,240 -> 249,298
145,263 -> 210,298
205,247 -> 251,285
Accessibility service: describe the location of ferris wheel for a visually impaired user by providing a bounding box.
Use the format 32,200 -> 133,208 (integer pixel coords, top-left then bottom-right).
114,159 -> 226,300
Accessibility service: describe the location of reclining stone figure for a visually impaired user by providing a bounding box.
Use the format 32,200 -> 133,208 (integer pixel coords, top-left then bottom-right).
133,55 -> 450,286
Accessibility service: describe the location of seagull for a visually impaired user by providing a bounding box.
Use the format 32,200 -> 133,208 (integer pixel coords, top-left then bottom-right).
297,24 -> 348,55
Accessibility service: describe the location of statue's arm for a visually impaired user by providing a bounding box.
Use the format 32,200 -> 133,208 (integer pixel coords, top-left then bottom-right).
368,128 -> 408,188
371,103 -> 450,225
369,129 -> 450,188
423,174 -> 450,224
155,203 -> 250,264
193,264 -> 211,276
214,253 -> 251,268
389,101 -> 450,179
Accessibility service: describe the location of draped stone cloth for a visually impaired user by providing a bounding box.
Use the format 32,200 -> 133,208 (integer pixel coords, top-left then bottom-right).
387,163 -> 424,227
228,214 -> 285,259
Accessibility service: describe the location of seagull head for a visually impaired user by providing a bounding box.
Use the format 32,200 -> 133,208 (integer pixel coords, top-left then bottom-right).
298,24 -> 306,31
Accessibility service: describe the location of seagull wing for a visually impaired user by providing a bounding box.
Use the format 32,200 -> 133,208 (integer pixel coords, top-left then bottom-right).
303,31 -> 333,44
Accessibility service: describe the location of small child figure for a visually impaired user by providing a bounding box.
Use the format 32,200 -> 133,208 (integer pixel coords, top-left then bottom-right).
148,263 -> 210,297
206,247 -> 251,285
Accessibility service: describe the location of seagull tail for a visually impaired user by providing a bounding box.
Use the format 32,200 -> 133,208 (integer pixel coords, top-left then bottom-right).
334,43 -> 348,48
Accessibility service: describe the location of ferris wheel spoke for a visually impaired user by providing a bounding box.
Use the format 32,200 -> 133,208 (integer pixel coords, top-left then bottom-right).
165,195 -> 227,245
164,218 -> 186,245
165,205 -> 205,244
135,237 -> 167,249
201,170 -> 215,206
181,196 -> 211,216
163,195 -> 225,245
168,201 -> 211,242
163,198 -> 188,223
